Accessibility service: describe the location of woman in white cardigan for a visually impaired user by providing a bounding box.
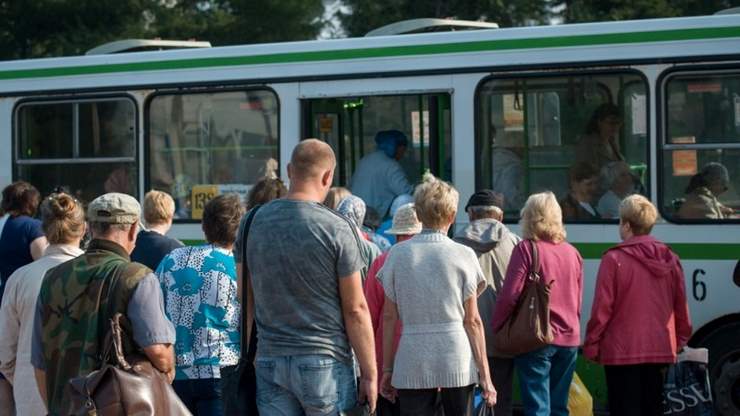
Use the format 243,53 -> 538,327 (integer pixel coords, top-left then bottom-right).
0,193 -> 85,415
379,175 -> 496,416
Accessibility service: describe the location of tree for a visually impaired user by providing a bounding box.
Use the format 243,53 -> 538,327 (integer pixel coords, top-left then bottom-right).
557,0 -> 740,23
337,0 -> 554,38
143,0 -> 326,47
0,0 -> 155,60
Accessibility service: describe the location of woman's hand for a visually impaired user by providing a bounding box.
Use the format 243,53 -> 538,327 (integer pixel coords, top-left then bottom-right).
480,376 -> 497,407
380,372 -> 397,403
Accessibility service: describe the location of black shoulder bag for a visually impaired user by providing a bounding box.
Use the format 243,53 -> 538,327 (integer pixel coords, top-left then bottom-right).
222,206 -> 261,415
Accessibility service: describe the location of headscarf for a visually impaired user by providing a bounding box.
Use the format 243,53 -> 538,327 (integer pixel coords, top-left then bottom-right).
337,195 -> 367,229
375,130 -> 409,159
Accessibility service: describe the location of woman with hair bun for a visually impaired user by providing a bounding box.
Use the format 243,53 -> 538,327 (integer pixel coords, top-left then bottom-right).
0,192 -> 85,415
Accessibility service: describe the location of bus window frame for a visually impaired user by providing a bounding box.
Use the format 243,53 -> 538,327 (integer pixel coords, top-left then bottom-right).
11,93 -> 140,195
474,67 -> 651,225
143,85 -> 281,224
657,65 -> 740,225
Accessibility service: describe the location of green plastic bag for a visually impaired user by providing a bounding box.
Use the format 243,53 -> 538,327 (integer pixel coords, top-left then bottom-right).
568,372 -> 594,416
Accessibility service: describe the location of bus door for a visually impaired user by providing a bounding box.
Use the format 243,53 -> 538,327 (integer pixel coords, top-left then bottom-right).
301,93 -> 452,188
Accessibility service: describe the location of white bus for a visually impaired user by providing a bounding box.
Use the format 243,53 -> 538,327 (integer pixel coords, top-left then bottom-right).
1,14 -> 739,412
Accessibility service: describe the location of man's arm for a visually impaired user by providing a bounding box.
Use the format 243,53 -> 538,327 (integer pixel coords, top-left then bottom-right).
338,271 -> 377,413
34,368 -> 47,407
127,273 -> 176,382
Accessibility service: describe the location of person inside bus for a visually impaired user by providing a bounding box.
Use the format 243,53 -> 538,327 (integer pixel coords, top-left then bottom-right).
678,162 -> 735,219
350,130 -> 414,219
597,161 -> 637,219
560,163 -> 600,221
490,125 -> 525,213
575,104 -> 625,172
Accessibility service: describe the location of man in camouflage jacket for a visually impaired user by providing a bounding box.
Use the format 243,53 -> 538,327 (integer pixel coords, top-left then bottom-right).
30,193 -> 176,415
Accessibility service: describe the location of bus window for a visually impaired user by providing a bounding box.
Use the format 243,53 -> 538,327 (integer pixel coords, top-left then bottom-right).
14,98 -> 137,203
302,93 -> 451,218
148,89 -> 278,220
476,72 -> 649,222
661,71 -> 740,221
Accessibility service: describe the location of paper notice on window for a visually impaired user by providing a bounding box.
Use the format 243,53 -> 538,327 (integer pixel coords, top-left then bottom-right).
411,110 -> 429,144
734,95 -> 740,127
631,94 -> 647,135
672,150 -> 698,176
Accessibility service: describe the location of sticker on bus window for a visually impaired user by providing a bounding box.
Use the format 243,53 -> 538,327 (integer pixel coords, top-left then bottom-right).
672,150 -> 698,176
191,185 -> 219,220
411,110 -> 429,144
190,184 -> 253,220
687,83 -> 722,94
319,116 -> 334,133
734,95 -> 740,127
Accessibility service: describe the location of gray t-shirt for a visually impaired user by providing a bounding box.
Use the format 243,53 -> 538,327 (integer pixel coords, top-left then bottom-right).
247,199 -> 364,362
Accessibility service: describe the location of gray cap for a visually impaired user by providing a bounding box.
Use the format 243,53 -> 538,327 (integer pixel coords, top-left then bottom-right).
87,192 -> 141,224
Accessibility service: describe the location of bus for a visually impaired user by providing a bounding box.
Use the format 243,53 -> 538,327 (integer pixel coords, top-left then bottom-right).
1,14 -> 739,413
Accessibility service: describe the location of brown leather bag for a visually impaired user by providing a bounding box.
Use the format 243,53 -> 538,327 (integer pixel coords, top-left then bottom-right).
66,313 -> 191,416
493,240 -> 554,356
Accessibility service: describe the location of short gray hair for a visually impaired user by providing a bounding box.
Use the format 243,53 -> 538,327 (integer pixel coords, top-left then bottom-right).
467,205 -> 503,218
89,221 -> 135,237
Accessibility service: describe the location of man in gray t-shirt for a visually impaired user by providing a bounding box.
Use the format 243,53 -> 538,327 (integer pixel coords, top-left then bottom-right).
244,139 -> 377,415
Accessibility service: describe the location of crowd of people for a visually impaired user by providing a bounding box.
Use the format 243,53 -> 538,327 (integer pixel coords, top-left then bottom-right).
0,136 -> 693,416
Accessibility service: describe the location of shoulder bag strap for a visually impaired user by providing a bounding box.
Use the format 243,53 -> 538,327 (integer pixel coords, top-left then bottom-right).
240,205 -> 262,361
529,239 -> 540,277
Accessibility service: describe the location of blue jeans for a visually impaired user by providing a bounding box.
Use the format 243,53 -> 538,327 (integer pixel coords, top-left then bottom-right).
514,345 -> 577,416
172,378 -> 223,416
255,354 -> 357,416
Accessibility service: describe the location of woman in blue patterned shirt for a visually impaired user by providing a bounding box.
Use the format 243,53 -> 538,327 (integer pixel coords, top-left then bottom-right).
156,194 -> 244,415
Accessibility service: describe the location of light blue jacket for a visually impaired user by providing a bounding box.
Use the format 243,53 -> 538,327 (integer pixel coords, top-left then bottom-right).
350,150 -> 413,218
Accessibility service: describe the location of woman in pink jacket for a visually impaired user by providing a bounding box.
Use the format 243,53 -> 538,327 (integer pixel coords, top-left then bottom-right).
584,194 -> 692,416
492,192 -> 583,416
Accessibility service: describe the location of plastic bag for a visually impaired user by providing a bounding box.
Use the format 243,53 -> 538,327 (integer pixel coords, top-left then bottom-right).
568,372 -> 594,416
663,347 -> 713,416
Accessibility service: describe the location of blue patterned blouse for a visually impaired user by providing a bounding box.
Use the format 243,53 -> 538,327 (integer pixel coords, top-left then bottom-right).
156,244 -> 240,380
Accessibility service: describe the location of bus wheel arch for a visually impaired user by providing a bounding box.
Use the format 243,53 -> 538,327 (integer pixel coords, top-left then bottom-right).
689,315 -> 740,415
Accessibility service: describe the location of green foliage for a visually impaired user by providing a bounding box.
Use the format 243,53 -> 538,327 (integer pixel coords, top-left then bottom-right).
558,0 -> 740,23
337,0 -> 554,37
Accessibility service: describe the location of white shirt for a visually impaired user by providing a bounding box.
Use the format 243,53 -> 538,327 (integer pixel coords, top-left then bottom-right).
350,150 -> 413,218
0,244 -> 83,416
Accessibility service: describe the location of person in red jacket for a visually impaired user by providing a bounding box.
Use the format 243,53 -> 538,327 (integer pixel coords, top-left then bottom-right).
584,194 -> 692,416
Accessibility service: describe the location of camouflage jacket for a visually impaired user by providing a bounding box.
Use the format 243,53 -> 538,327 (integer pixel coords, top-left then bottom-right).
37,239 -> 151,415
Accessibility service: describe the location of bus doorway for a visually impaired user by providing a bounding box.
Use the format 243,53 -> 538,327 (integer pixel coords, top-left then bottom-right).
301,93 -> 452,190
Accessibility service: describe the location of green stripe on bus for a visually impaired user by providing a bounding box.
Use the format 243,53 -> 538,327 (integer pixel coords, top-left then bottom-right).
2,26 -> 740,81
182,239 -> 739,260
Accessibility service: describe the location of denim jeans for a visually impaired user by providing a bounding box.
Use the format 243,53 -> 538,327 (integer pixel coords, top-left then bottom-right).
514,345 -> 577,416
172,378 -> 223,416
255,354 -> 357,416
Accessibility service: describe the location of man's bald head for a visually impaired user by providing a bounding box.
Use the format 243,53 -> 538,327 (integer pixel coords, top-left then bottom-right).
289,139 -> 336,180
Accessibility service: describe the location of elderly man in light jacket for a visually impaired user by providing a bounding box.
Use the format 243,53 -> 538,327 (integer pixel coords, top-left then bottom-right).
454,190 -> 521,416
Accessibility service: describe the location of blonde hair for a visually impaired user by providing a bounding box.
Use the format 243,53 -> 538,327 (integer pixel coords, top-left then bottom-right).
143,190 -> 175,226
619,194 -> 657,235
413,173 -> 459,229
40,193 -> 85,244
520,192 -> 566,243
324,187 -> 352,210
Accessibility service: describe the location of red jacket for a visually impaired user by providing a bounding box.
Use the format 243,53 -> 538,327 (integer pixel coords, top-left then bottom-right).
363,252 -> 401,386
492,239 -> 583,347
583,235 -> 692,365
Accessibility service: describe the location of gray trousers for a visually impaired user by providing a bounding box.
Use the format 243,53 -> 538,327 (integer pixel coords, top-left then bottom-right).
489,356 -> 515,416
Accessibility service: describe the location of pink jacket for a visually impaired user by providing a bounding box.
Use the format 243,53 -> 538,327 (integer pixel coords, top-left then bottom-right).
583,235 -> 692,365
492,239 -> 583,347
363,252 -> 401,385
